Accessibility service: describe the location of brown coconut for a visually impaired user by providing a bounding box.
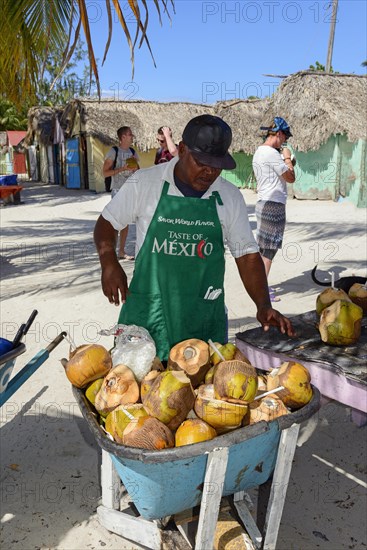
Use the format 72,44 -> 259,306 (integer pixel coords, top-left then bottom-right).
246,394 -> 290,424
94,364 -> 139,414
267,361 -> 313,410
175,418 -> 217,447
168,338 -> 211,388
348,283 -> 367,313
213,360 -> 258,404
64,344 -> 112,388
142,370 -> 195,431
319,299 -> 363,346
105,404 -> 148,443
316,287 -> 351,316
123,416 -> 175,450
194,384 -> 247,430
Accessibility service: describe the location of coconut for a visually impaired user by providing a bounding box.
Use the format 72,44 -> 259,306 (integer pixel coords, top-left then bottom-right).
246,394 -> 290,424
140,370 -> 161,400
123,416 -> 175,450
64,344 -> 112,388
142,370 -> 195,431
168,338 -> 211,388
348,283 -> 367,313
85,377 -> 104,406
94,364 -> 140,414
319,299 -> 363,346
194,384 -> 248,430
175,418 -> 217,447
316,287 -> 351,316
205,365 -> 217,384
210,342 -> 251,366
213,360 -> 258,404
105,404 -> 148,443
267,361 -> 313,410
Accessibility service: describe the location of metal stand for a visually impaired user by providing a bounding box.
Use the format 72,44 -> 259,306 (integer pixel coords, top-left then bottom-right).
96,423 -> 300,550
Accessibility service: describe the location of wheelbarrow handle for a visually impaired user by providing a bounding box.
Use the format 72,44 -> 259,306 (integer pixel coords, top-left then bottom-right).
23,309 -> 38,335
46,332 -> 67,353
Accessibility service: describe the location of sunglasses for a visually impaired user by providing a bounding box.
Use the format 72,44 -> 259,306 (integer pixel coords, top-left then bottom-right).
157,138 -> 165,143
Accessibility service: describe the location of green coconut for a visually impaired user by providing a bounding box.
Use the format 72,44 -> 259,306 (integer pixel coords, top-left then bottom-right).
319,299 -> 363,346
142,370 -> 195,431
213,360 -> 258,404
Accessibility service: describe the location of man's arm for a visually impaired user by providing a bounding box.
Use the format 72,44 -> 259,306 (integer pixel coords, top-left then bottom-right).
280,147 -> 295,183
235,253 -> 295,336
94,215 -> 129,305
102,157 -> 136,178
162,127 -> 178,156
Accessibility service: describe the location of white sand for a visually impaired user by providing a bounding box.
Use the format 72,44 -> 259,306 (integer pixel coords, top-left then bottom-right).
1,182 -> 366,549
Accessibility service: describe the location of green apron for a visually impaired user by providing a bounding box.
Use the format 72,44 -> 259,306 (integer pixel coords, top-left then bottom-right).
118,181 -> 226,360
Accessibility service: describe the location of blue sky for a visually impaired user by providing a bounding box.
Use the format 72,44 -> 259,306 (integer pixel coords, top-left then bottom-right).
86,0 -> 367,103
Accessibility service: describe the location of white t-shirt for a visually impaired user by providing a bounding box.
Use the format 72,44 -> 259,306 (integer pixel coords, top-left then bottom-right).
252,145 -> 288,204
105,147 -> 139,192
102,157 -> 259,258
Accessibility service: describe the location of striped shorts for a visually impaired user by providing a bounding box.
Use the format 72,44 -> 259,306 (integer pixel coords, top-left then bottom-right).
255,200 -> 286,251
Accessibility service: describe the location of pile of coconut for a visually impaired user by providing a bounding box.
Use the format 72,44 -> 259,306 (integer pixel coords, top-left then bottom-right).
63,340 -> 313,451
316,283 -> 366,346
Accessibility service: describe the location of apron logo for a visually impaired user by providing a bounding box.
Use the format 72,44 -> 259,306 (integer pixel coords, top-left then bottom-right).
152,238 -> 213,258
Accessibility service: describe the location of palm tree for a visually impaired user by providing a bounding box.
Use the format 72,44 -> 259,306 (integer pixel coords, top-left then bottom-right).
0,0 -> 175,106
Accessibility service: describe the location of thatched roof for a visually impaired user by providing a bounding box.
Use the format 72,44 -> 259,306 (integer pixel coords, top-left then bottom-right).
216,98 -> 271,154
262,71 -> 367,152
60,99 -> 214,151
26,106 -> 64,146
27,72 -> 367,153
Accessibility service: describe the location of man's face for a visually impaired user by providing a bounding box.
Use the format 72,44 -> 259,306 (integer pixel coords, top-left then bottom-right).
120,129 -> 134,147
175,143 -> 222,192
157,134 -> 166,149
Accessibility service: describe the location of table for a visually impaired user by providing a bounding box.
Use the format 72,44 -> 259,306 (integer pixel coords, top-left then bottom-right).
0,185 -> 23,203
236,311 -> 367,426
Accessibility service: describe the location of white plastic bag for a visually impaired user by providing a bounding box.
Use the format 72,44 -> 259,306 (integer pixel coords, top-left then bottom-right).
103,324 -> 156,382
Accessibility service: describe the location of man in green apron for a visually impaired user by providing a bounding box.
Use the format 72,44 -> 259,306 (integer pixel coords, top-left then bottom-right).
94,115 -> 294,360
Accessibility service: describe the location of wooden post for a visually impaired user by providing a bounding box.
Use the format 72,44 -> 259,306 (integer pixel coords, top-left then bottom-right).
195,447 -> 229,550
262,424 -> 300,550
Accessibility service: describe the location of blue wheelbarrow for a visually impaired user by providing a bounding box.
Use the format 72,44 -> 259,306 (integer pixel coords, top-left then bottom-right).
73,384 -> 320,549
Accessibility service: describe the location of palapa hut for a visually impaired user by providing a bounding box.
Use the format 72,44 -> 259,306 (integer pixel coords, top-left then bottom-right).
26,73 -> 366,207
258,72 -> 366,207
59,99 -> 213,192
26,106 -> 65,184
216,98 -> 270,189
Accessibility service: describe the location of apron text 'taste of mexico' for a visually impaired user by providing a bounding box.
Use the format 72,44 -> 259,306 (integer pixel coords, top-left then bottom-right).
119,181 -> 227,360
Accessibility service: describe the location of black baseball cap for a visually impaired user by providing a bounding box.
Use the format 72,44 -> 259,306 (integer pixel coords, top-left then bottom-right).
182,115 -> 236,170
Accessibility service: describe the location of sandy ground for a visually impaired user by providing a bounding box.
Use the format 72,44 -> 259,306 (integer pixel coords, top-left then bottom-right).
0,181 -> 366,550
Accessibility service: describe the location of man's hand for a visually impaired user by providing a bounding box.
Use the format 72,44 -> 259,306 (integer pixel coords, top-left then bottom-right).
257,306 -> 296,337
161,126 -> 171,139
101,261 -> 129,306
94,215 -> 130,306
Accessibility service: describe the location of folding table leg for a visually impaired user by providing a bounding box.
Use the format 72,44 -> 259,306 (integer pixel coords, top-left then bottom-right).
101,449 -> 121,510
262,423 -> 300,550
195,447 -> 229,550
